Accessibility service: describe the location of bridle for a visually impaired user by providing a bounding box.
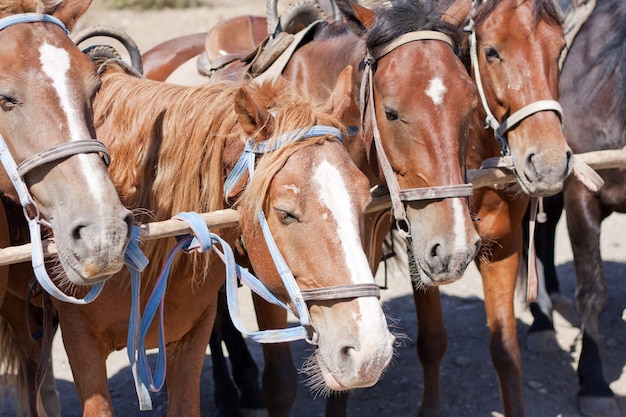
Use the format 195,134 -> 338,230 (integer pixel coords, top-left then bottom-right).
224,125 -> 381,344
0,13 -> 145,304
359,31 -> 474,236
465,14 -> 564,160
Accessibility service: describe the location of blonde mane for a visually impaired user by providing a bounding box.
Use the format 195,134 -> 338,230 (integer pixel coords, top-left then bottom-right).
93,64 -> 346,283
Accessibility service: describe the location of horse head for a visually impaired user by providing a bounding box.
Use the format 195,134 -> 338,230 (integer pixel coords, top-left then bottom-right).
332,0 -> 481,286
461,0 -> 572,196
0,0 -> 133,286
234,70 -> 395,393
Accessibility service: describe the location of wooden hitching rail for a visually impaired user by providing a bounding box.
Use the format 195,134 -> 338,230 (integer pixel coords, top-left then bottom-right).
0,147 -> 624,267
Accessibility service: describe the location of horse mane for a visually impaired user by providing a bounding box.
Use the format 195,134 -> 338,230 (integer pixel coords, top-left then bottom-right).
365,0 -> 464,56
0,0 -> 55,14
473,0 -> 563,28
93,63 -> 345,283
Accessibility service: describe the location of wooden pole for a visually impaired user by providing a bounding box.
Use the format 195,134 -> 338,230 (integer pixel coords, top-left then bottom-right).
1,147 -> 625,267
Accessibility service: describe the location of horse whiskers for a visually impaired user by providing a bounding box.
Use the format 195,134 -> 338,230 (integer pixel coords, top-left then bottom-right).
300,353 -> 335,398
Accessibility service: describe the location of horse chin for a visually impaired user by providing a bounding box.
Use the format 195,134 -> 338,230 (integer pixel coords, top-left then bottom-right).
302,350 -> 383,395
515,172 -> 564,198
57,258 -> 116,286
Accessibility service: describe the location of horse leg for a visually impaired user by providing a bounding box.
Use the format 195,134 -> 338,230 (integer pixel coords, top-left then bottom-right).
325,392 -> 348,417
56,309 -> 114,417
478,236 -> 527,417
166,308 -> 216,417
525,193 -> 564,352
219,294 -> 266,415
0,286 -> 62,417
413,287 -> 446,417
563,183 -> 619,417
210,311 -> 240,417
252,294 -> 297,417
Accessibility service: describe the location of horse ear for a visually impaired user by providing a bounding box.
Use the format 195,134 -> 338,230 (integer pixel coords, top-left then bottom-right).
234,86 -> 275,141
335,0 -> 377,34
441,0 -> 471,27
49,0 -> 93,31
322,65 -> 354,120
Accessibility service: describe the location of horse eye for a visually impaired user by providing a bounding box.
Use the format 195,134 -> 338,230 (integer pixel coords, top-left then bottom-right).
274,208 -> 299,224
484,46 -> 501,63
384,107 -> 399,121
0,96 -> 17,111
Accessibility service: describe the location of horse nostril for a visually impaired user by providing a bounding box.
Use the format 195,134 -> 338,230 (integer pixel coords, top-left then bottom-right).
430,243 -> 440,259
123,211 -> 134,239
72,224 -> 86,241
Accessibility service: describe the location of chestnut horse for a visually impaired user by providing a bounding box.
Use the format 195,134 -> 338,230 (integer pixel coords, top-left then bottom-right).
0,0 -> 132,290
141,0 -> 481,413
523,0 -> 626,416
408,0 -> 570,416
21,61 -> 394,417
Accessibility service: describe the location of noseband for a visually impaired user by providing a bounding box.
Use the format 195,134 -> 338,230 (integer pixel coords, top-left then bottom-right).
360,31 -> 474,235
0,13 -> 140,304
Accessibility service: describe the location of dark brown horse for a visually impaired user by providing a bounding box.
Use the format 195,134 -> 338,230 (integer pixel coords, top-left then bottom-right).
523,0 -> 626,416
0,0 -> 132,289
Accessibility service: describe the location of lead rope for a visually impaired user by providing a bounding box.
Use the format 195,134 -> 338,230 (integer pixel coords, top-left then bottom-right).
127,210 -> 315,410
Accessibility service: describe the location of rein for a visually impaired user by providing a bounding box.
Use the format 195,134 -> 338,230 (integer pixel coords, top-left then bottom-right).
0,13 -> 147,304
359,31 -> 473,235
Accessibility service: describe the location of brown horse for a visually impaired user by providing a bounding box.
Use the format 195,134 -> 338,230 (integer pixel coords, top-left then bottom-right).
408,0 -> 570,416
0,0 -> 132,289
11,60 -> 394,417
523,0 -> 626,416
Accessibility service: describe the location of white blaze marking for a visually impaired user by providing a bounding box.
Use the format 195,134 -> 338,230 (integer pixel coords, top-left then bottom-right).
39,43 -> 105,201
425,77 -> 446,105
314,160 -> 392,355
313,160 -> 372,284
452,198 -> 468,250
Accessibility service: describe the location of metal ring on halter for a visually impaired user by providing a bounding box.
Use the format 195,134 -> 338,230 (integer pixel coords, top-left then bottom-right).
305,328 -> 319,346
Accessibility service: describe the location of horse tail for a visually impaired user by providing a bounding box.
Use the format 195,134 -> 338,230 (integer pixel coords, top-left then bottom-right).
0,317 -> 28,415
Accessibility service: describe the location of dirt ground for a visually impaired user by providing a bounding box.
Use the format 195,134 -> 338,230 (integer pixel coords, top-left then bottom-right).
2,1 -> 626,416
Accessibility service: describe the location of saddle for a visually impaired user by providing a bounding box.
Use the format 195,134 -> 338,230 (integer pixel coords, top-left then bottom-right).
198,0 -> 328,80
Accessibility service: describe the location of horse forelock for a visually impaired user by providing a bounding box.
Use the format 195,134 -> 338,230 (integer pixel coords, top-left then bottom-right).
236,87 -> 346,226
366,0 -> 463,54
473,0 -> 563,29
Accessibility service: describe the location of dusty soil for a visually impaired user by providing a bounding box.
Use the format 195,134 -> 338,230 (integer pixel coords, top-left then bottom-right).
2,1 -> 626,416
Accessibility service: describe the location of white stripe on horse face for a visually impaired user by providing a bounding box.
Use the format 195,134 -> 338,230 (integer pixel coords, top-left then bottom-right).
425,77 -> 447,106
313,160 -> 372,285
452,197 -> 468,251
39,43 -> 106,202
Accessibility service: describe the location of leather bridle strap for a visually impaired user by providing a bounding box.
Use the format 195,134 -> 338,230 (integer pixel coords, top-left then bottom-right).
17,139 -> 111,176
360,31 -> 473,233
301,283 -> 380,301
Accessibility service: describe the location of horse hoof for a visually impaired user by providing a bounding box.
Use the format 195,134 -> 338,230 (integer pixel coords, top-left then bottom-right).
526,329 -> 559,352
577,395 -> 621,417
238,408 -> 269,417
550,292 -> 582,327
